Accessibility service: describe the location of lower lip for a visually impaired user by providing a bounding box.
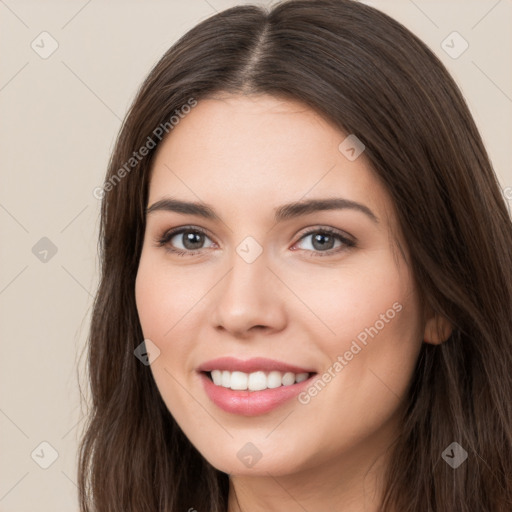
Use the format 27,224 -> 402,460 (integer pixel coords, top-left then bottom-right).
199,372 -> 316,416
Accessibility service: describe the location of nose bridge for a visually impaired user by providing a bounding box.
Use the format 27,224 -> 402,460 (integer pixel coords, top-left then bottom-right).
211,235 -> 286,334
224,237 -> 271,301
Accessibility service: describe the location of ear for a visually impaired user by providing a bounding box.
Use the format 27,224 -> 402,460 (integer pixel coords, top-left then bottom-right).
423,310 -> 453,345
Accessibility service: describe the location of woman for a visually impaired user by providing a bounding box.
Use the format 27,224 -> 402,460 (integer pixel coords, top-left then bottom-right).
78,1 -> 512,510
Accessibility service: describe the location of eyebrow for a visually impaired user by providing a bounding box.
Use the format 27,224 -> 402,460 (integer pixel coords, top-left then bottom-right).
146,197 -> 378,224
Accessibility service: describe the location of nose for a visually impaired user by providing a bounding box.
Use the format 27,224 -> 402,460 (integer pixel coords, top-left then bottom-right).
210,247 -> 287,338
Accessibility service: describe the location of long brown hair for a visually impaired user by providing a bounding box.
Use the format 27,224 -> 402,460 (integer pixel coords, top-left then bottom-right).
77,1 -> 512,510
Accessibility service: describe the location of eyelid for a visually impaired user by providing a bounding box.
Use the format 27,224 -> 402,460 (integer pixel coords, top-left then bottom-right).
155,225 -> 214,249
295,225 -> 355,244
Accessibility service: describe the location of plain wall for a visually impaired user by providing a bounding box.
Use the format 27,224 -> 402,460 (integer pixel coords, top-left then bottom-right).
0,0 -> 511,509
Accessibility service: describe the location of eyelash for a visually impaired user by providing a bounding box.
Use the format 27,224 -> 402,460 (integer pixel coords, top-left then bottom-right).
155,225 -> 356,258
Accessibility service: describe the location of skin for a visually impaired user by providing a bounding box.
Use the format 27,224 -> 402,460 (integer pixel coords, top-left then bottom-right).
135,93 -> 452,512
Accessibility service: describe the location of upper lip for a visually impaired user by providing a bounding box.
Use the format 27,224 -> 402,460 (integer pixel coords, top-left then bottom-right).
197,357 -> 316,374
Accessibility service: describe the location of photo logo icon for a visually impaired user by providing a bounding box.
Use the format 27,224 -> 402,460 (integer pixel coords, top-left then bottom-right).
32,237 -> 58,263
441,441 -> 468,469
134,339 -> 161,365
338,134 -> 365,161
441,31 -> 469,59
31,441 -> 59,469
31,31 -> 59,59
237,442 -> 262,468
236,236 -> 263,264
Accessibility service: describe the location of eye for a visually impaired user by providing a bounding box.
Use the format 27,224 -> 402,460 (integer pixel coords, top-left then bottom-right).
156,226 -> 215,256
155,225 -> 356,258
293,227 -> 356,257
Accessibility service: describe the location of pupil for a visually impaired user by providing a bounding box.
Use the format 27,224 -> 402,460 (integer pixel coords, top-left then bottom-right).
183,231 -> 203,250
313,233 -> 334,251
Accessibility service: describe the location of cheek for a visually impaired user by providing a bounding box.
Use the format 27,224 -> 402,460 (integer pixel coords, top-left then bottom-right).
135,255 -> 205,418
135,251 -> 204,341
288,248 -> 422,406
134,258 -> 162,340
280,248 -> 419,349
134,250 -> 217,395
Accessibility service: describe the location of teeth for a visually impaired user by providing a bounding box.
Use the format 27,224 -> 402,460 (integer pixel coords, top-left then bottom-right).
231,371 -> 248,390
248,371 -> 267,391
209,370 -> 310,391
267,371 -> 282,389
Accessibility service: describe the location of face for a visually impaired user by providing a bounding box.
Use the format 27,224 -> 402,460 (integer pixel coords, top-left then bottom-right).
135,93 -> 426,477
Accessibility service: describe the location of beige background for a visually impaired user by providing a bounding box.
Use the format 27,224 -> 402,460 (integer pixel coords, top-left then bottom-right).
0,0 -> 511,510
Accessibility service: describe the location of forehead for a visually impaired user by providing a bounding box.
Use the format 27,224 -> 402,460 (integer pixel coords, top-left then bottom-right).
147,94 -> 393,224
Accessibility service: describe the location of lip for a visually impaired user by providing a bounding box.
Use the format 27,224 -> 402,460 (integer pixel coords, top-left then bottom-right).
199,371 -> 316,416
197,356 -> 315,374
197,357 -> 317,416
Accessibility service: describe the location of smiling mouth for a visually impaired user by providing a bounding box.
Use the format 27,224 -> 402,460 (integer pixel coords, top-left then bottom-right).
202,370 -> 317,392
